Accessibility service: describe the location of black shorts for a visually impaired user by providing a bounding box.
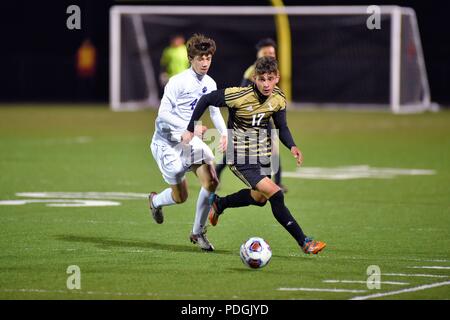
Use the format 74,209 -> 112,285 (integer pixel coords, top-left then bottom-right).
228,163 -> 271,189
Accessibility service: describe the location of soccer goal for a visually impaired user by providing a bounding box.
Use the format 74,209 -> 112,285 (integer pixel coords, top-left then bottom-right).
110,5 -> 433,113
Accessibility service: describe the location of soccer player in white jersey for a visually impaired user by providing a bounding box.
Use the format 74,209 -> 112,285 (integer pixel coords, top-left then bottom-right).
149,34 -> 227,251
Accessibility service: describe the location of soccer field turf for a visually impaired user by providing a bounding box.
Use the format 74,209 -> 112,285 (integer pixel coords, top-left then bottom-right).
0,105 -> 449,300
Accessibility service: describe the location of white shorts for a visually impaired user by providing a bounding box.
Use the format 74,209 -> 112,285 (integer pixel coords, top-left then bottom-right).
150,135 -> 215,185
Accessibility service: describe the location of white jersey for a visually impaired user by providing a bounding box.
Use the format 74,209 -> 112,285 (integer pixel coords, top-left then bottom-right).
153,67 -> 227,144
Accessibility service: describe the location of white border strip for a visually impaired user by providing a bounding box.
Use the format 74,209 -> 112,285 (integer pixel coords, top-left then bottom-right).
350,281 -> 450,300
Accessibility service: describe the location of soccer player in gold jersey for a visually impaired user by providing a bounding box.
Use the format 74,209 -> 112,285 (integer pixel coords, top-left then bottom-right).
181,56 -> 326,254
216,38 -> 288,192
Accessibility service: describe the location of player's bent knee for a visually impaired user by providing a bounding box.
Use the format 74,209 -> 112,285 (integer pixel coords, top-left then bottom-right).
203,177 -> 219,192
173,195 -> 188,204
251,191 -> 268,206
255,200 -> 267,207
208,179 -> 219,192
268,190 -> 284,205
172,191 -> 188,204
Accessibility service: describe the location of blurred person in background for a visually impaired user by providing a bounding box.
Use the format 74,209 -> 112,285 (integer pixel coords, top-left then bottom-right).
159,34 -> 190,88
76,38 -> 97,101
240,38 -> 277,87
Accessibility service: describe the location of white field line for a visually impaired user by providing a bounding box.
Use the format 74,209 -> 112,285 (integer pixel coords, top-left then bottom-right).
2,245 -> 170,254
323,280 -> 409,286
278,287 -> 367,293
383,273 -> 448,278
408,266 -> 450,270
282,165 -> 435,180
407,259 -> 450,263
0,217 -> 191,226
0,199 -> 121,207
17,248 -> 151,253
0,288 -> 217,299
350,281 -> 450,300
292,254 -> 450,263
15,192 -> 148,200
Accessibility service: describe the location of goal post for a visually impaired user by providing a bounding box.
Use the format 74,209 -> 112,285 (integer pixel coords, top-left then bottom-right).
110,5 -> 434,113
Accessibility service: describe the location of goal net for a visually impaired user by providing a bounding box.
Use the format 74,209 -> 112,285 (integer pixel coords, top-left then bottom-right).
110,6 -> 433,113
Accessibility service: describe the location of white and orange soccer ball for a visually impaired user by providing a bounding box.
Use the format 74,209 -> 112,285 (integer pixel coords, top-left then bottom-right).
239,237 -> 272,269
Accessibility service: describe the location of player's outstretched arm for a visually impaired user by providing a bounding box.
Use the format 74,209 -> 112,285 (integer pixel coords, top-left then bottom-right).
182,89 -> 226,144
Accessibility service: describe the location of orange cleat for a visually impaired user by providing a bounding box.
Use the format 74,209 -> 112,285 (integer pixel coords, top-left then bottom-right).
208,193 -> 221,226
208,204 -> 220,226
302,238 -> 326,254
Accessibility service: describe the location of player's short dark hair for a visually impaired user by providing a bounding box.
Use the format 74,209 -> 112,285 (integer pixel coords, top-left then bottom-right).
255,38 -> 277,51
186,34 -> 216,60
254,56 -> 279,76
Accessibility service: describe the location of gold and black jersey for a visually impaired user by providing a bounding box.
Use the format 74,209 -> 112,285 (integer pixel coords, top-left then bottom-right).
224,85 -> 286,158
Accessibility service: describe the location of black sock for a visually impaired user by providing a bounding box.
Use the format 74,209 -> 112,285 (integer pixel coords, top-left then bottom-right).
268,190 -> 306,247
219,189 -> 266,213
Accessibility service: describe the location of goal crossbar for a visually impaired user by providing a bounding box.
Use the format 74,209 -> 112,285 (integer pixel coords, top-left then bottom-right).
110,5 -> 432,113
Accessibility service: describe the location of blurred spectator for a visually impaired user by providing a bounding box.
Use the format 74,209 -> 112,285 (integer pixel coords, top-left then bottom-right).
76,38 -> 97,78
159,34 -> 189,87
240,38 -> 277,87
76,38 -> 97,101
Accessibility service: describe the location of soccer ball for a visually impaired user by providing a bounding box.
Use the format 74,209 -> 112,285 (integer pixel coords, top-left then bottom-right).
239,237 -> 272,269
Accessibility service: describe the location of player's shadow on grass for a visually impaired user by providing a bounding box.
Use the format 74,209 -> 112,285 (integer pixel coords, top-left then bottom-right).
55,234 -> 232,255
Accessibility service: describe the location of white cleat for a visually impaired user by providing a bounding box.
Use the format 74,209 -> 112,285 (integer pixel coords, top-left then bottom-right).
189,229 -> 214,252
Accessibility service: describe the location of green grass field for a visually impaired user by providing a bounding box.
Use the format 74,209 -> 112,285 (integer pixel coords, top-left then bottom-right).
0,105 -> 449,300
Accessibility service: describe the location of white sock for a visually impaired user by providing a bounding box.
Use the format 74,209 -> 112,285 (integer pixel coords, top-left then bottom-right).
152,188 -> 176,208
192,187 -> 210,234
